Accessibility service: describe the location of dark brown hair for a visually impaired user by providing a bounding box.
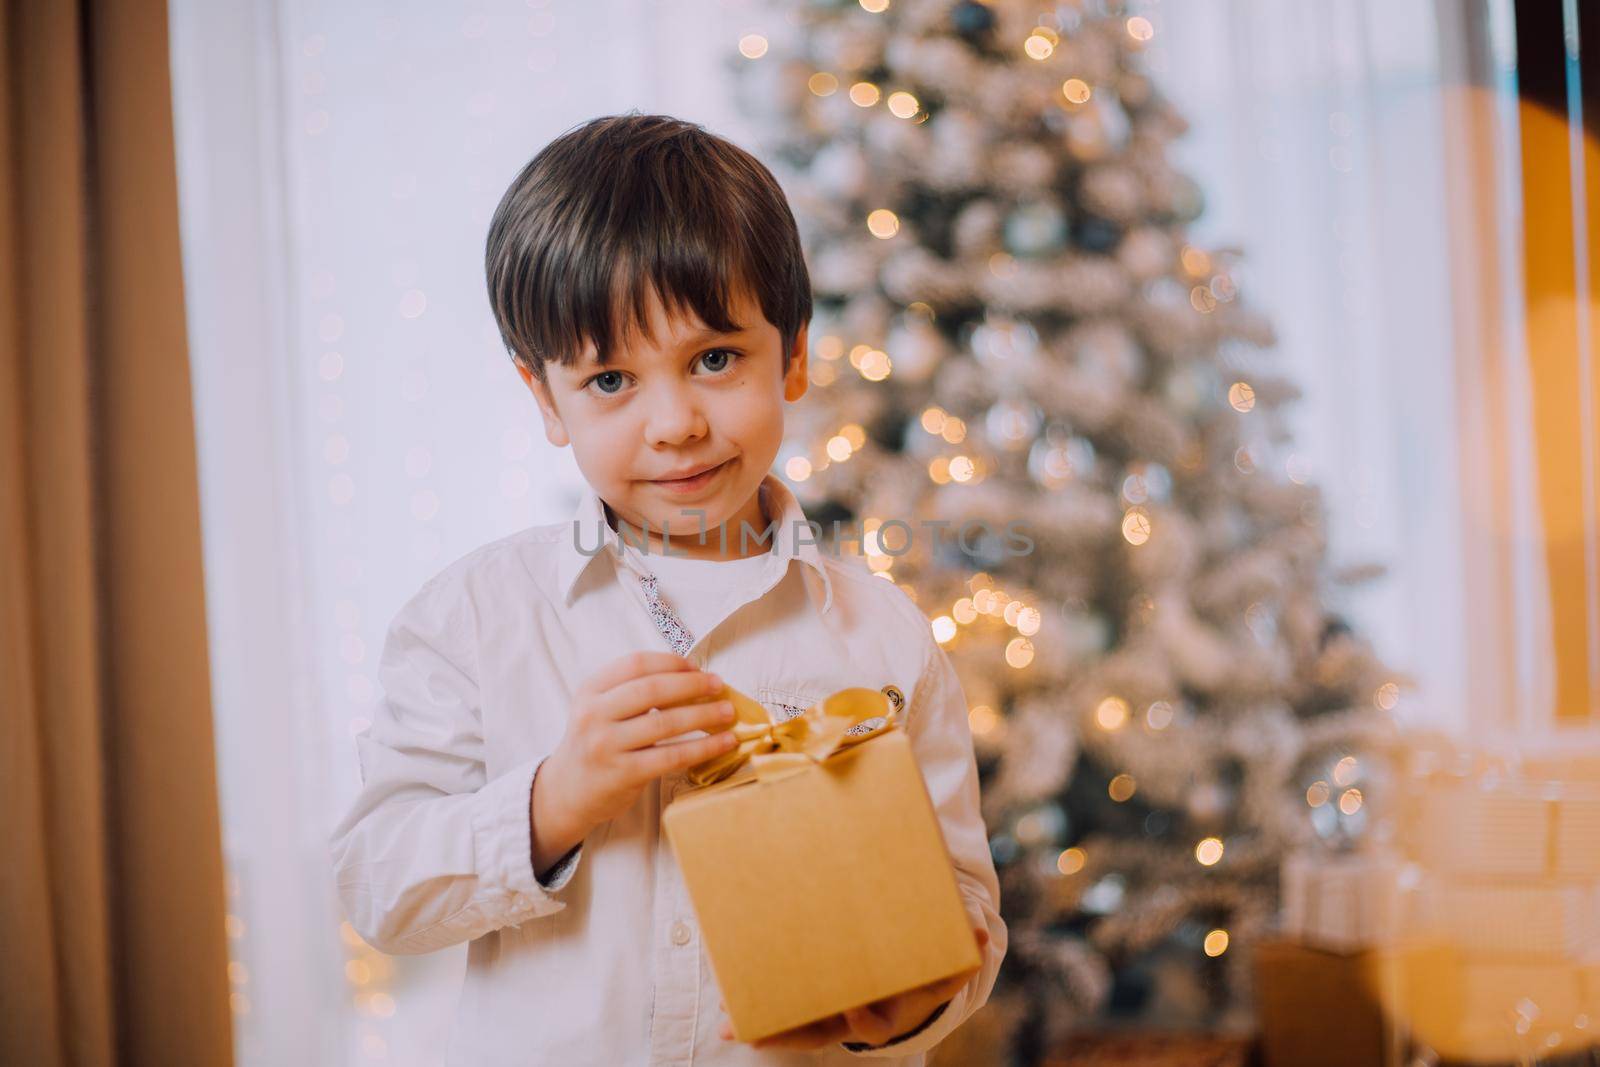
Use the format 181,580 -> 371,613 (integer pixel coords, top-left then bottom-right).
485,112 -> 812,385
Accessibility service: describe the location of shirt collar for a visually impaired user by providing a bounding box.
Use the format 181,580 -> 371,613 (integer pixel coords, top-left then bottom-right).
554,472 -> 834,615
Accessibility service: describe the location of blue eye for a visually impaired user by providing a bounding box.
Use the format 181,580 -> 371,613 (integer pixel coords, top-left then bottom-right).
584,370 -> 629,396
695,348 -> 741,374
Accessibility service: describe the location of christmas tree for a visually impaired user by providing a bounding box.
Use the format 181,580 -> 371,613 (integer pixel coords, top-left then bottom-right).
731,0 -> 1402,1051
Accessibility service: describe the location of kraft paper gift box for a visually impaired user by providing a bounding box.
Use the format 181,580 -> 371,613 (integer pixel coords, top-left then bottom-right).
1252,939 -> 1391,1067
1407,779 -> 1600,878
1407,876 -> 1600,956
660,684 -> 982,1044
1371,941 -> 1600,1063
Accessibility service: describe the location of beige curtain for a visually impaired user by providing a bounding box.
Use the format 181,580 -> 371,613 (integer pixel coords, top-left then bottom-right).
1,0 -> 233,1063
1519,95 -> 1600,725
1438,1 -> 1600,731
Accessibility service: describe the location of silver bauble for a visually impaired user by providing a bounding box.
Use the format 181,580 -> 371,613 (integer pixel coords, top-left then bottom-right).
1029,435 -> 1097,488
884,314 -> 949,385
985,396 -> 1044,452
970,313 -> 1041,370
1003,200 -> 1069,258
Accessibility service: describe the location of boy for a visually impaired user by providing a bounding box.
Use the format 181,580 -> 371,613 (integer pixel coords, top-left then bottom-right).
330,113 -> 1005,1065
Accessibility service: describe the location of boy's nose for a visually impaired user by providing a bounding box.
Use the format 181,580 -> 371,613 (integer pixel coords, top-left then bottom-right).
643,386 -> 708,448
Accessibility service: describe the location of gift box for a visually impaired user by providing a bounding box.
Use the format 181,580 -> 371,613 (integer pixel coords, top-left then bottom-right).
1372,941 -> 1600,1064
1407,779 -> 1600,879
1280,847 -> 1406,952
1407,876 -> 1600,956
661,684 -> 982,1043
1253,938 -> 1392,1067
1378,736 -> 1600,1062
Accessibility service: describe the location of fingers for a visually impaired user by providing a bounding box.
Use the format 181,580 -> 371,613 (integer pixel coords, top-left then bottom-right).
583,651 -> 697,696
613,698 -> 735,751
628,727 -> 739,777
595,669 -> 722,722
849,981 -> 959,1046
843,1002 -> 899,1046
915,970 -> 972,1002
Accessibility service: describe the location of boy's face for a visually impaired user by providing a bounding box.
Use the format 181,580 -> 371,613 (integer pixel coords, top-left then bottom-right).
517,282 -> 808,560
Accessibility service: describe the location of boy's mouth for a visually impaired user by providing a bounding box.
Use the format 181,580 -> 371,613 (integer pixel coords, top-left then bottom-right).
649,457 -> 734,495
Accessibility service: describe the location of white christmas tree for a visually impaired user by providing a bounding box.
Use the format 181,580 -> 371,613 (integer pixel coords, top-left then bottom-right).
733,0 -> 1404,1047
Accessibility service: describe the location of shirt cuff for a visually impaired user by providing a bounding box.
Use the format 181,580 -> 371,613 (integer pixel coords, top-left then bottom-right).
468,756 -> 572,921
535,841 -> 582,889
531,755 -> 584,890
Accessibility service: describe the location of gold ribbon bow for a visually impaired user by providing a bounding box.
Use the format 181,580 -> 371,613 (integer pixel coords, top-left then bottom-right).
682,684 -> 904,790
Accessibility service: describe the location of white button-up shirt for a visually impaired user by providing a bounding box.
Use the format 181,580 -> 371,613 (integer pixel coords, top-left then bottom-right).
330,474 -> 1006,1066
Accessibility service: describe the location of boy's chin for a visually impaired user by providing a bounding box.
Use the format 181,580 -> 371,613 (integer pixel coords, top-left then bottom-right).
654,498 -> 741,539
649,480 -> 767,535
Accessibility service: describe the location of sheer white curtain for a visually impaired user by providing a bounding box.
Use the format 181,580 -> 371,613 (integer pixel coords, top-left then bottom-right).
1132,0 -> 1554,737
169,0 -> 766,1062
171,1 -> 1544,1064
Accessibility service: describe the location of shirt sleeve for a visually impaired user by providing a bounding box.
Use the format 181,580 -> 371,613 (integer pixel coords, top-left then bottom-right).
532,756 -> 583,889
839,627 -> 1007,1057
329,572 -> 582,955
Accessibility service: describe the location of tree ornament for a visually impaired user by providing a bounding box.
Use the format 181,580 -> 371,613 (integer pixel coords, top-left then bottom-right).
970,312 -> 1041,371
950,1 -> 997,45
1029,434 -> 1097,488
884,313 -> 950,385
1162,361 -> 1221,416
1120,461 -> 1173,505
1186,777 -> 1234,830
1003,200 -> 1070,258
1074,215 -> 1123,255
985,396 -> 1045,452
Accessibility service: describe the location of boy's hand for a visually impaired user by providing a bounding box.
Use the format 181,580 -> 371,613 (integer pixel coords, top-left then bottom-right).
717,926 -> 989,1050
530,651 -> 738,871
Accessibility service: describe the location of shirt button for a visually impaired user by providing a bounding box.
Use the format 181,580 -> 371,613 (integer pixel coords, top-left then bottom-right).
670,920 -> 691,945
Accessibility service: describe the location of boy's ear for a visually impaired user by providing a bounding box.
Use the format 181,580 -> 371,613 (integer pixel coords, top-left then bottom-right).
783,322 -> 809,403
517,360 -> 571,448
